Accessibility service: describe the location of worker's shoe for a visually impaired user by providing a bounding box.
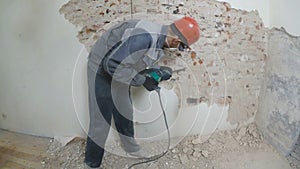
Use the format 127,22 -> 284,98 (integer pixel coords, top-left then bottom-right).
84,161 -> 101,168
119,137 -> 141,153
84,137 -> 103,168
125,149 -> 151,159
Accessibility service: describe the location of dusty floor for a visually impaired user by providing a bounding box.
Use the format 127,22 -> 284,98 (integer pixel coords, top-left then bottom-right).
0,124 -> 295,169
0,129 -> 53,168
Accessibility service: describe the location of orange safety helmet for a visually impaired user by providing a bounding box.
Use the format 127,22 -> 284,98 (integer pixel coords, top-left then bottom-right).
170,16 -> 200,46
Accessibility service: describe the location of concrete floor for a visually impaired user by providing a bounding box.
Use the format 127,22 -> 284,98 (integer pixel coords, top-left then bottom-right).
0,129 -> 53,169
212,150 -> 293,169
0,129 -> 293,169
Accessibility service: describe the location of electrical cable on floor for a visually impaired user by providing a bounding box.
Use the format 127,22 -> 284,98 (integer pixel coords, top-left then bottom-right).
130,0 -> 133,19
128,88 -> 171,169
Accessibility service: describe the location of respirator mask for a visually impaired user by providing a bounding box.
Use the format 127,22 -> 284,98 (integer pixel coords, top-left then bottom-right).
165,40 -> 189,52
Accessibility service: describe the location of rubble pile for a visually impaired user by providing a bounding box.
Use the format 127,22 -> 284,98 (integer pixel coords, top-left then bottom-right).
43,123 -> 266,169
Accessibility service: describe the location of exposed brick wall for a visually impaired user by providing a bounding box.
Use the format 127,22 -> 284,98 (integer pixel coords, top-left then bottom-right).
60,0 -> 267,125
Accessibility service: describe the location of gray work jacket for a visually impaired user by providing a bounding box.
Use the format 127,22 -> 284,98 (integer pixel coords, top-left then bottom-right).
88,20 -> 168,86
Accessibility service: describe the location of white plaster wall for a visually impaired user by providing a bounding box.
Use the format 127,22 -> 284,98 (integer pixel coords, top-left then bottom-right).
220,0 -> 270,27
222,0 -> 300,36
269,0 -> 300,36
0,0 -> 84,137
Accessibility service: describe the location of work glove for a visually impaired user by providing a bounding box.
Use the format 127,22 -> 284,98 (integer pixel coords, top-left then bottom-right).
141,66 -> 172,91
140,67 -> 173,82
143,75 -> 159,91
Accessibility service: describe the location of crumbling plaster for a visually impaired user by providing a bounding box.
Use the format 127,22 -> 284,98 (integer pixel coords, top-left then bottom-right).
59,0 -> 300,158
256,28 -> 300,156
60,0 -> 268,126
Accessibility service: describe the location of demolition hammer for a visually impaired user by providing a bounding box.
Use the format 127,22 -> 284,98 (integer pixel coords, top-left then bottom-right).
128,69 -> 172,169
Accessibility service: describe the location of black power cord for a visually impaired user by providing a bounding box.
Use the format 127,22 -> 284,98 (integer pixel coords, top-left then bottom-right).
128,87 -> 171,169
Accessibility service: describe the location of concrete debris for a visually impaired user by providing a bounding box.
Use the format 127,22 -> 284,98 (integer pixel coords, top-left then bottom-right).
40,160 -> 46,165
238,127 -> 247,137
192,151 -> 202,158
182,147 -> 193,155
147,163 -> 159,169
44,138 -> 86,169
42,123 -> 270,169
179,154 -> 189,164
192,137 -> 202,145
235,126 -> 247,140
208,138 -> 217,146
54,136 -> 77,147
201,150 -> 209,158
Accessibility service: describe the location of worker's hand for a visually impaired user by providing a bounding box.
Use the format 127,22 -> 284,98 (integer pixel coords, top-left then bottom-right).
143,75 -> 159,91
140,67 -> 172,82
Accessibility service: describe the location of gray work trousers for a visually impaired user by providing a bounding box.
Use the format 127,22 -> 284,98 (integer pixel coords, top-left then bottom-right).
85,65 -> 140,166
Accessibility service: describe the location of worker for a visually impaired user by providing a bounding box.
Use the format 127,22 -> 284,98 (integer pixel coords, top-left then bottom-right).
85,16 -> 200,168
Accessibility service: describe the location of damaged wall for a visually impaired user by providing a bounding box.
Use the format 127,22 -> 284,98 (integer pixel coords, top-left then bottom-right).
256,28 -> 300,156
0,0 -> 298,141
222,0 -> 270,27
61,0 -> 268,140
